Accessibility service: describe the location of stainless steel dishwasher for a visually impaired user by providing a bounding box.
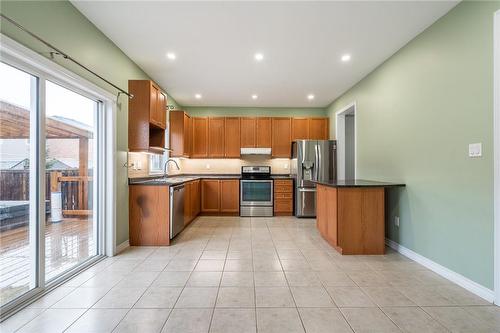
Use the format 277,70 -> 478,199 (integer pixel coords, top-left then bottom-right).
169,184 -> 185,239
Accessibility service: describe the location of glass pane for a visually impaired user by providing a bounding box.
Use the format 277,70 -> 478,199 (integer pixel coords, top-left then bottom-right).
45,81 -> 98,281
242,182 -> 272,202
0,62 -> 38,306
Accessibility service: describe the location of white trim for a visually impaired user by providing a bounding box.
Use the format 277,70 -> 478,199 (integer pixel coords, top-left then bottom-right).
386,238 -> 495,303
116,240 -> 130,254
494,9 -> 500,306
335,102 -> 357,180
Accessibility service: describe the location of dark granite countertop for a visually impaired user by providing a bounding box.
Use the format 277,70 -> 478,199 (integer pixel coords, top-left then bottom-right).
314,179 -> 405,188
129,174 -> 293,186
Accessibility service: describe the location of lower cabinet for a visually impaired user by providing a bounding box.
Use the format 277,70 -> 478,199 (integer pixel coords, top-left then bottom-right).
273,179 -> 293,215
184,180 -> 201,226
201,179 -> 239,215
316,184 -> 385,255
129,185 -> 170,246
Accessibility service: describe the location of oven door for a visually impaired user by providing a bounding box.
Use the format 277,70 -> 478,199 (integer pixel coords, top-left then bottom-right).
240,180 -> 273,206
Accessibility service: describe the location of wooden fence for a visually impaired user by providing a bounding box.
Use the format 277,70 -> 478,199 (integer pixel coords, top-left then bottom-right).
0,170 -> 92,211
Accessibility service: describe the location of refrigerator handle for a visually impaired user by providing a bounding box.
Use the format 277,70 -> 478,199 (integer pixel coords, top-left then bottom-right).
315,144 -> 320,181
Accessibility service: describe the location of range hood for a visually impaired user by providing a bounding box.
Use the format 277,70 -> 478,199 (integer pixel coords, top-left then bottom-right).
240,148 -> 272,155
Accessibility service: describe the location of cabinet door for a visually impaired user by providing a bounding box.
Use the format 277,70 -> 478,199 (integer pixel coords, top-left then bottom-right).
225,117 -> 241,158
201,179 -> 220,213
271,118 -> 291,158
169,111 -> 184,157
184,182 -> 192,226
240,117 -> 256,148
157,91 -> 167,128
256,117 -> 272,148
208,117 -> 225,157
149,83 -> 161,127
183,114 -> 191,157
192,180 -> 201,217
220,179 -> 239,213
291,118 -> 309,141
192,117 -> 208,157
309,118 -> 329,140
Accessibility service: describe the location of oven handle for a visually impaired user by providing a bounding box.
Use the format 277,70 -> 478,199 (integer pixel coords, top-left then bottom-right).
240,180 -> 273,183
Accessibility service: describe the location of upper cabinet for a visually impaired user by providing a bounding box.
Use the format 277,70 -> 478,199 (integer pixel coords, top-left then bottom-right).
208,117 -> 225,158
272,117 -> 292,158
169,110 -> 191,157
240,117 -> 256,148
256,117 -> 272,148
224,117 -> 241,158
309,118 -> 329,140
128,80 -> 167,153
191,117 -> 209,158
291,117 -> 329,141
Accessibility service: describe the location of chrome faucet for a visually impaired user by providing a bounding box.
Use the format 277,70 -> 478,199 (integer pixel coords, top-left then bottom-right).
164,158 -> 180,176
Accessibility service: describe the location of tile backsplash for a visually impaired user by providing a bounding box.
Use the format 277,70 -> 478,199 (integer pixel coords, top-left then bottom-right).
127,153 -> 291,178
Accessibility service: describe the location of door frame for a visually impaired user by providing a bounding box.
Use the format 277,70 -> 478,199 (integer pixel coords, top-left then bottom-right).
494,9 -> 500,305
335,102 -> 357,180
0,34 -> 117,317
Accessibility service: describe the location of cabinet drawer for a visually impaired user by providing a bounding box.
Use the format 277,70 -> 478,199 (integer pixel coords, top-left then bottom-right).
274,192 -> 292,199
274,179 -> 292,186
274,184 -> 293,193
274,199 -> 293,212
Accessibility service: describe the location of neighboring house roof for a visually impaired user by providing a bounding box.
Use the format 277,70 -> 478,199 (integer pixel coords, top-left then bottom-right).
0,158 -> 77,170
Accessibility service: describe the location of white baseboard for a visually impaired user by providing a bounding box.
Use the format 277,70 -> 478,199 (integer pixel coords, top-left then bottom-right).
385,238 -> 495,303
115,240 -> 130,255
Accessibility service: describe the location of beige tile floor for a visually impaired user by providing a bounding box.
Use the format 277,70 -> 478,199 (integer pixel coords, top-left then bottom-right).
1,216 -> 498,333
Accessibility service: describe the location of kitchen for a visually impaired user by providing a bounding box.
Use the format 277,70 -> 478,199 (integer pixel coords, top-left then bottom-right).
0,1 -> 498,332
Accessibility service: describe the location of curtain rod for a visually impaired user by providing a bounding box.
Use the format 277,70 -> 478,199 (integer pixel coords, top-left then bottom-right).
0,13 -> 133,99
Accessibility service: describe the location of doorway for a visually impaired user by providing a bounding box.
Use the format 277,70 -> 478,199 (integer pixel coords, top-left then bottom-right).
335,102 -> 356,180
494,9 -> 500,306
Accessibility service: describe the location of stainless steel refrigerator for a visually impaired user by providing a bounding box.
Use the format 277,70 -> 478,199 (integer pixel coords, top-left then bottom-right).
291,140 -> 337,217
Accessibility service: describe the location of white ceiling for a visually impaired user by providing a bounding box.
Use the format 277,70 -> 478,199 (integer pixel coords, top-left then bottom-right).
72,1 -> 457,108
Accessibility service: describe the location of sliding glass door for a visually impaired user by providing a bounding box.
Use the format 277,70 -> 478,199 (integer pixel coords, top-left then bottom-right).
0,58 -> 104,314
0,62 -> 39,307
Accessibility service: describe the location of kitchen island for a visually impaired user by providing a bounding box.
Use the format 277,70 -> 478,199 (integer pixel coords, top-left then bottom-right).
314,180 -> 405,255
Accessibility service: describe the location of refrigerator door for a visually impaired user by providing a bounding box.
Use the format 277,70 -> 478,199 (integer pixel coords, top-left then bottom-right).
316,140 -> 337,183
296,140 -> 318,188
296,187 -> 316,217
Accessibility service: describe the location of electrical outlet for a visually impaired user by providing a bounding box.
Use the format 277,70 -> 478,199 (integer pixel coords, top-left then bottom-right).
206,164 -> 211,169
137,161 -> 142,170
284,163 -> 289,169
394,216 -> 400,227
468,143 -> 482,157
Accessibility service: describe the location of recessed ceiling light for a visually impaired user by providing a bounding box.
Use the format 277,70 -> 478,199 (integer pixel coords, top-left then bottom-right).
195,94 -> 202,99
341,54 -> 351,62
166,52 -> 176,60
251,94 -> 258,100
307,94 -> 315,100
254,53 -> 264,61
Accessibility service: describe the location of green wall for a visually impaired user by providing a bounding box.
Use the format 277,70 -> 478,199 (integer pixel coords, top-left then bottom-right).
185,106 -> 327,117
327,1 -> 499,289
0,0 -> 179,246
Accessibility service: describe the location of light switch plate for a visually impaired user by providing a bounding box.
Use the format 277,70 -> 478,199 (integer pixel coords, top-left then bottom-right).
468,143 -> 482,157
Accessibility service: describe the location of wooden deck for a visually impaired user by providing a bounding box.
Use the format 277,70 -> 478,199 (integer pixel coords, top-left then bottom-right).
0,218 -> 95,306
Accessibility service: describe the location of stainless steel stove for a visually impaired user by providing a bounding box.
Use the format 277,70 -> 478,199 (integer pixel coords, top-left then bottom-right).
240,166 -> 273,217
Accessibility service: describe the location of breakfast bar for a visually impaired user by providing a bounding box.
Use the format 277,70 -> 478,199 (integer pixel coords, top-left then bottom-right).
314,180 -> 405,255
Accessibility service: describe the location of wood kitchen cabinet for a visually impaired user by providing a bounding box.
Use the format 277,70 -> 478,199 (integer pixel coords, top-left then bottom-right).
309,118 -> 329,140
129,185 -> 170,246
128,80 -> 167,153
201,179 -> 239,215
224,117 -> 240,157
192,117 -> 209,157
291,118 -> 309,141
257,117 -> 272,148
220,179 -> 240,213
208,117 -> 225,158
184,180 -> 201,226
240,117 -> 256,148
201,179 -> 220,213
271,117 -> 292,158
273,179 -> 293,216
170,110 -> 191,157
291,117 -> 329,141
316,184 -> 385,255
